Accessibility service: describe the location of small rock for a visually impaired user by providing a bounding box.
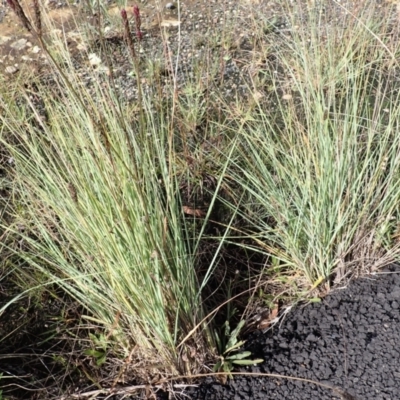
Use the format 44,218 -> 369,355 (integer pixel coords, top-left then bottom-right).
160,19 -> 180,27
253,91 -> 263,101
88,53 -> 101,67
0,36 -> 11,46
5,65 -> 18,74
77,43 -> 87,51
10,38 -> 29,51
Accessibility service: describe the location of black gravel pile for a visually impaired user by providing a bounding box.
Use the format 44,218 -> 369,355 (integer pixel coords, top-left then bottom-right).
179,264 -> 400,400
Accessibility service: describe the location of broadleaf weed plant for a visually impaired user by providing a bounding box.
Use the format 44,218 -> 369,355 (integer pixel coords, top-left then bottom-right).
213,319 -> 263,383
212,279 -> 264,382
221,1 -> 400,292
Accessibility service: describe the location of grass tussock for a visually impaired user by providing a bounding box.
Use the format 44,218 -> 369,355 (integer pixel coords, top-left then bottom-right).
222,1 -> 400,291
1,0 -> 400,397
0,67 -> 227,378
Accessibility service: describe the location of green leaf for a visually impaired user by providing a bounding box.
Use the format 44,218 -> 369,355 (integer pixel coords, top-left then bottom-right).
230,320 -> 245,340
225,336 -> 236,352
214,329 -> 221,353
84,349 -> 104,358
223,363 -> 233,373
225,340 -> 245,354
225,351 -> 252,360
225,320 -> 245,351
232,358 -> 264,365
96,353 -> 107,366
308,297 -> 321,303
213,360 -> 222,372
88,333 -> 97,342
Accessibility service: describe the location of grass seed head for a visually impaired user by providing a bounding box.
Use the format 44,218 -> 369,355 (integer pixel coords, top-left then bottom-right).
133,5 -> 143,41
32,0 -> 42,38
121,8 -> 137,60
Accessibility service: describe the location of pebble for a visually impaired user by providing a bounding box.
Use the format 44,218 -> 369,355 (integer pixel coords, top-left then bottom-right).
5,65 -> 19,74
0,36 -> 11,45
160,19 -> 180,27
10,38 -> 29,51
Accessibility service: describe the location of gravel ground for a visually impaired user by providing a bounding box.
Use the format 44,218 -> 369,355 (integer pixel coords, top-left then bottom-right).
71,0 -> 273,103
168,264 -> 400,400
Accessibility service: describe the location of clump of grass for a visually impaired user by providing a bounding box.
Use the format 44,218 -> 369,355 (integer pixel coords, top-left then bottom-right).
222,1 -> 400,292
1,75 -> 217,376
0,1 -> 238,382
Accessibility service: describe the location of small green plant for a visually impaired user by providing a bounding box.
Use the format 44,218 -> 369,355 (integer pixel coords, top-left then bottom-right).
84,333 -> 108,367
213,320 -> 263,381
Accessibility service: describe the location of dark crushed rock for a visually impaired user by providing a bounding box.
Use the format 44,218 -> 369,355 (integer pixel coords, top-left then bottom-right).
161,264 -> 400,399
